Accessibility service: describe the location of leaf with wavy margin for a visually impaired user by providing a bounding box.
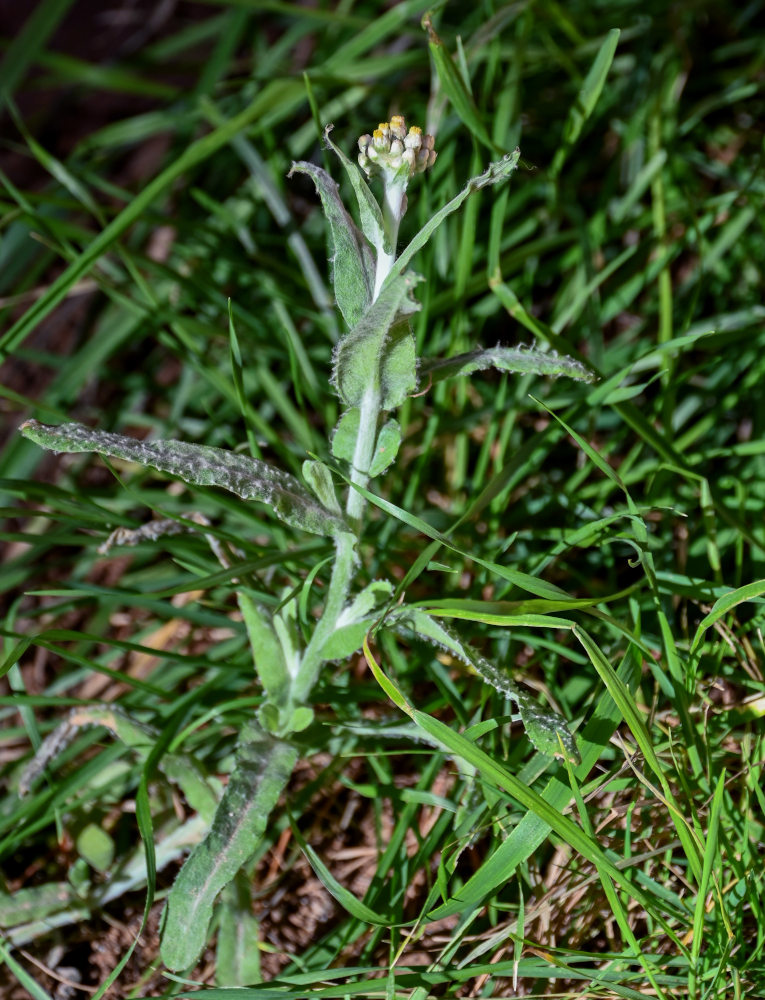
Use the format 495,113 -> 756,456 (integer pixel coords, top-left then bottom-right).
21,420 -> 347,537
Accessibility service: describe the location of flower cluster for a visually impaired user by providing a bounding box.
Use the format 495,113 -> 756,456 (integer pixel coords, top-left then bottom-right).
357,115 -> 437,182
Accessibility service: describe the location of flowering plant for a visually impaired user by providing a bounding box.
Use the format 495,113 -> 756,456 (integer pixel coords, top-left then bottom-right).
20,118 -> 592,971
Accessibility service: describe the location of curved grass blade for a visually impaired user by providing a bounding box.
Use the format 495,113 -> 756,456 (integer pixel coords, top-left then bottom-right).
550,28 -> 620,179
422,13 -> 498,155
363,642 -> 673,928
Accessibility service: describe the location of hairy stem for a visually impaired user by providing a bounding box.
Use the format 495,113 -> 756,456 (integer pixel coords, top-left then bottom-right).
346,385 -> 381,528
292,178 -> 405,708
373,180 -> 405,300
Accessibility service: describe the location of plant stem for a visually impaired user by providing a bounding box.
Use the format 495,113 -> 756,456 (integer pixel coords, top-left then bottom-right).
346,384 -> 381,528
373,180 -> 405,300
291,177 -> 406,710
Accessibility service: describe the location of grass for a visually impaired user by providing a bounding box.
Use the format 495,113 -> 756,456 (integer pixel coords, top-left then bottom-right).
1,0 -> 765,996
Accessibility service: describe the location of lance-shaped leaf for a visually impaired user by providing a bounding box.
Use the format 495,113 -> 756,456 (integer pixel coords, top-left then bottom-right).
288,159 -> 374,328
389,607 -> 580,764
216,875 -> 262,986
420,344 -> 596,387
323,124 -> 389,255
302,458 -> 342,514
384,149 -> 521,292
238,591 -> 290,710
332,271 -> 421,410
161,724 -> 298,971
20,420 -> 347,537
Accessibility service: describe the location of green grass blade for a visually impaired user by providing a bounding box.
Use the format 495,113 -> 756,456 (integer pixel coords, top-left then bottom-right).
551,28 -> 620,178
0,79 -> 302,360
0,0 -> 77,96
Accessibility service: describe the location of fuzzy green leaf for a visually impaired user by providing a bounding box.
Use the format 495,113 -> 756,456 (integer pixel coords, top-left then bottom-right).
379,318 -> 417,410
323,125 -> 389,254
21,420 -> 347,537
321,579 -> 393,660
386,149 -> 521,291
320,619 -> 375,661
76,824 -> 115,873
287,159 -> 374,327
331,407 -> 360,463
216,877 -> 261,986
332,272 -> 421,409
161,724 -> 298,971
369,419 -> 402,476
0,883 -> 85,927
238,591 -> 290,708
302,459 -> 342,514
390,608 -> 580,764
420,345 -> 596,386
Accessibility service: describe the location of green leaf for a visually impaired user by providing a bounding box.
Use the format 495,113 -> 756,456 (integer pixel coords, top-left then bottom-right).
272,594 -> 303,686
216,876 -> 261,987
320,619 -> 374,660
379,318 -> 417,410
323,124 -> 389,254
0,882 -> 84,926
386,149 -> 521,291
76,824 -> 115,873
287,159 -> 374,327
369,418 -> 402,476
161,724 -> 298,971
238,591 -> 290,707
420,345 -> 596,386
344,579 -> 394,621
331,407 -> 360,463
321,579 -> 393,660
288,706 -> 314,733
389,608 -> 580,764
302,459 -> 342,514
332,272 -> 421,409
21,420 -> 347,537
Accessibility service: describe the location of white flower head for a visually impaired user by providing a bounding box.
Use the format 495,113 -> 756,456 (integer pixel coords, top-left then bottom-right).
357,115 -> 437,183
